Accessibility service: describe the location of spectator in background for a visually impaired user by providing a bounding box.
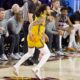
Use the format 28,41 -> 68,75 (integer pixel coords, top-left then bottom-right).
50,0 -> 65,51
46,12 -> 64,54
69,10 -> 80,50
5,4 -> 21,21
0,8 -> 8,60
22,0 -> 41,64
46,0 -> 63,55
51,0 -> 61,15
56,7 -> 77,51
7,8 -> 23,60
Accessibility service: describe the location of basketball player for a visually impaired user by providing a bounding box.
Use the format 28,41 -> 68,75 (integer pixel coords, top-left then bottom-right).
13,4 -> 51,79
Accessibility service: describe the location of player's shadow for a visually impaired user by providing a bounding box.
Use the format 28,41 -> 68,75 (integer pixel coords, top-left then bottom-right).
4,76 -> 59,80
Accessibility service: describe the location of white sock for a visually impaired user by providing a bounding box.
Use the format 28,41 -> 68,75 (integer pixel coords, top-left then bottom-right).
14,48 -> 35,68
59,35 -> 62,49
68,29 -> 75,48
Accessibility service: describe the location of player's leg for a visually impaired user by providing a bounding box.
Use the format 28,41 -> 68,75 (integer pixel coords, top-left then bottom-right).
13,48 -> 35,75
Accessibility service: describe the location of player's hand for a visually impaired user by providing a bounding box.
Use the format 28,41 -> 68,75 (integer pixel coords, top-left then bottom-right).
44,34 -> 49,42
57,30 -> 64,35
29,32 -> 33,41
66,27 -> 73,34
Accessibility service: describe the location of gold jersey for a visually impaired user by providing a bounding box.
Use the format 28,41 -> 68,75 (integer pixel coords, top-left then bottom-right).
27,14 -> 46,48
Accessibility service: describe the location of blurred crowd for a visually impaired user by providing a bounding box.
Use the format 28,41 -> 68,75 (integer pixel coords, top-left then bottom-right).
0,0 -> 80,65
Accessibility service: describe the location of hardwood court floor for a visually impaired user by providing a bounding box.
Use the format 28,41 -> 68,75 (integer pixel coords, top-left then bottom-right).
0,55 -> 80,80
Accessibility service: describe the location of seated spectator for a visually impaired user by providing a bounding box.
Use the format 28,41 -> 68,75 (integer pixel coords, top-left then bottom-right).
46,12 -> 64,55
56,7 -> 79,51
7,7 -> 23,60
0,8 -> 8,60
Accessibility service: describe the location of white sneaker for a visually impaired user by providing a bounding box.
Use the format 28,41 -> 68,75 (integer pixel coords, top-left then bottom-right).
32,67 -> 42,79
1,54 -> 8,61
50,53 -> 55,57
19,52 -> 24,56
15,53 -> 21,59
73,43 -> 80,51
13,66 -> 19,76
10,53 -> 20,60
55,51 -> 64,56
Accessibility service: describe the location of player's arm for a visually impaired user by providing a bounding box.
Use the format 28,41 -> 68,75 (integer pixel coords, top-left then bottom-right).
29,17 -> 45,33
43,33 -> 49,42
67,17 -> 73,28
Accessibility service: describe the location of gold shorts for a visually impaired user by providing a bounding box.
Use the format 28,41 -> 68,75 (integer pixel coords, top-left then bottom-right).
27,36 -> 45,48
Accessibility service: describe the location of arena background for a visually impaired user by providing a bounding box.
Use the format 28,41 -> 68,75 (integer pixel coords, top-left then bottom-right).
0,0 -> 80,11
0,0 -> 80,80
0,0 -> 80,54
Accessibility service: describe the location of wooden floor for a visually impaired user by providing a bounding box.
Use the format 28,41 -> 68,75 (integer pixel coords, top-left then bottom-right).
0,55 -> 80,80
